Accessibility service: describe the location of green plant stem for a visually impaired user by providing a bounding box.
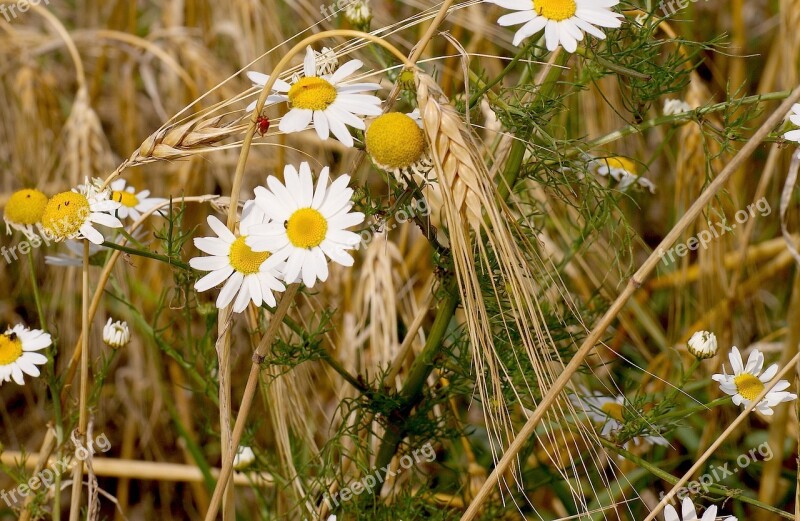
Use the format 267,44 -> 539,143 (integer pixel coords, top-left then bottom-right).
101,241 -> 191,271
655,396 -> 730,422
598,438 -> 793,519
369,279 -> 459,494
26,250 -> 46,331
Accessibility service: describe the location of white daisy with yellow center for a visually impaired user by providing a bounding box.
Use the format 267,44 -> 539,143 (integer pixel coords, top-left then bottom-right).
40,179 -> 123,245
4,188 -> 48,240
488,0 -> 623,52
665,498 -> 737,521
365,109 -> 434,182
712,346 -> 797,415
569,389 -> 668,447
590,156 -> 656,193
190,201 -> 286,313
246,46 -> 382,148
247,162 -> 365,288
109,179 -> 167,221
0,324 -> 51,386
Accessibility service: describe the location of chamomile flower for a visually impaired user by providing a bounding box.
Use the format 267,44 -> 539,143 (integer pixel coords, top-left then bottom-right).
40,178 -> 122,245
103,318 -> 131,349
0,324 -> 51,386
664,497 -> 736,521
663,98 -> 693,116
488,0 -> 623,52
246,47 -> 382,147
590,156 -> 656,193
569,389 -> 668,447
783,103 -> 800,144
687,330 -> 718,359
190,201 -> 285,313
345,0 -> 372,27
233,446 -> 256,470
712,346 -> 797,415
247,162 -> 365,288
109,179 -> 167,221
4,188 -> 48,239
365,110 -> 433,182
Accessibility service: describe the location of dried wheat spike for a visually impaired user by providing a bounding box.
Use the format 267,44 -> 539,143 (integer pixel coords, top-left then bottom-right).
415,72 -> 488,232
129,113 -> 244,165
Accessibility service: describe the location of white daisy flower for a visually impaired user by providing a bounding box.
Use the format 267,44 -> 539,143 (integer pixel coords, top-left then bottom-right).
103,318 -> 131,349
663,98 -> 693,116
247,162 -> 365,288
109,179 -> 167,221
487,0 -> 624,52
190,201 -> 285,313
712,346 -> 797,416
0,324 -> 51,386
4,188 -> 48,240
687,330 -> 718,359
40,178 -> 123,245
664,497 -> 736,521
569,389 -> 668,447
590,156 -> 656,193
233,446 -> 256,470
784,103 -> 800,144
246,46 -> 382,148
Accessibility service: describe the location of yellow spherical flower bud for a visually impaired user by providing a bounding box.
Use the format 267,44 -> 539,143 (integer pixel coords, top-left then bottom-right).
366,112 -> 433,183
4,189 -> 48,238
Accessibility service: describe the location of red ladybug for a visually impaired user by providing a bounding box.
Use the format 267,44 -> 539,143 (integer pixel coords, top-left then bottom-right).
256,115 -> 270,136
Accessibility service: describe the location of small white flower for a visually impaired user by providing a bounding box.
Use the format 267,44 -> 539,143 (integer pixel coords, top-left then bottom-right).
0,324 -> 51,385
784,103 -> 800,143
487,0 -> 624,52
663,98 -> 693,116
190,201 -> 286,313
103,318 -> 131,349
345,0 -> 372,26
233,446 -> 256,470
109,179 -> 167,221
246,46 -> 382,147
664,497 -> 736,521
40,178 -> 123,245
590,157 -> 656,193
712,346 -> 797,415
687,331 -> 718,359
247,162 -> 365,288
570,389 -> 668,447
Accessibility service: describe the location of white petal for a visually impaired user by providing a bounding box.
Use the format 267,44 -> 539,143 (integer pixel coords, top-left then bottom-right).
303,46 -> 316,77
195,266 -> 234,292
190,255 -> 230,272
217,272 -> 244,309
279,108 -> 313,133
330,59 -> 363,84
208,216 -> 237,243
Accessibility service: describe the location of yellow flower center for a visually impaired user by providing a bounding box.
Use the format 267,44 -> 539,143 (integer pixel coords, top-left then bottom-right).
602,156 -> 637,174
0,334 -> 23,366
4,189 -> 48,226
286,208 -> 328,249
112,190 -> 139,208
734,373 -> 765,401
288,77 -> 338,111
41,192 -> 91,239
366,113 -> 426,169
229,236 -> 270,275
532,0 -> 577,21
600,402 -> 625,422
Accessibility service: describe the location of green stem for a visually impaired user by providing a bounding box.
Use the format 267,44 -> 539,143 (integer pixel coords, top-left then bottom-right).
468,41 -> 534,109
101,241 -> 192,271
599,438 -> 793,519
26,250 -> 46,331
655,396 -> 730,422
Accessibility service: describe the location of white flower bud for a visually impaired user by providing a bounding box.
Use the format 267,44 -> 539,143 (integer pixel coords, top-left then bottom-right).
687,330 -> 717,359
345,0 -> 371,27
103,318 -> 130,349
663,99 -> 692,116
233,446 -> 256,470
